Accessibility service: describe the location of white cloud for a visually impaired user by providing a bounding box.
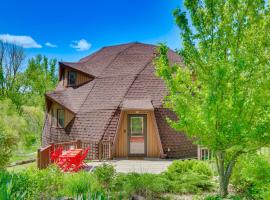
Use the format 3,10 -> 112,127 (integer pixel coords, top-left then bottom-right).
45,42 -> 57,48
70,39 -> 91,51
0,34 -> 42,48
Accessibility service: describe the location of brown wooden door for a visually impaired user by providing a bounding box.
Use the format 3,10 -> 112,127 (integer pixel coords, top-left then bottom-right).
127,114 -> 147,157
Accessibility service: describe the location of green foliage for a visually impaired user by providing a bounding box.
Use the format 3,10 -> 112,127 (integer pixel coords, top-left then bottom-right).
0,42 -> 25,107
0,171 -> 26,199
204,194 -> 242,200
62,171 -> 99,197
113,172 -> 168,199
0,52 -> 57,168
231,154 -> 270,199
0,99 -> 21,169
166,160 -> 213,178
155,0 -> 270,196
0,166 -> 63,200
22,55 -> 58,107
164,160 -> 214,194
93,163 -> 116,190
21,105 -> 44,147
111,160 -> 214,199
0,98 -> 43,167
0,126 -> 17,169
10,166 -> 63,199
1,161 -> 216,199
169,173 -> 214,194
75,191 -> 118,200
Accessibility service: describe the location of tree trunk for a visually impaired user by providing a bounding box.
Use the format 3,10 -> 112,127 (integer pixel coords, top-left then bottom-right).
216,151 -> 240,197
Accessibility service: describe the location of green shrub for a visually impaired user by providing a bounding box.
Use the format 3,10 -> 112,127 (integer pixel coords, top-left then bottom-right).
232,154 -> 270,200
0,160 -> 216,199
164,160 -> 214,194
0,122 -> 17,170
113,172 -> 168,199
0,165 -> 64,200
62,171 -> 101,197
204,194 -> 242,200
166,160 -> 213,178
167,172 -> 214,194
93,163 -> 116,190
76,191 -> 110,200
0,170 -> 27,200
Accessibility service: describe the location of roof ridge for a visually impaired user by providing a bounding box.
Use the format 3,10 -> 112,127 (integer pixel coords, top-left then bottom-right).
77,43 -> 136,115
100,55 -> 155,142
98,44 -> 154,142
95,42 -> 138,78
79,47 -> 106,63
78,42 -> 139,64
121,56 -> 154,102
78,42 -> 157,64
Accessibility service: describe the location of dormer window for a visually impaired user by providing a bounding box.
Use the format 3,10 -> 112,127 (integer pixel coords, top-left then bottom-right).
57,109 -> 65,128
68,71 -> 77,86
61,70 -> 65,81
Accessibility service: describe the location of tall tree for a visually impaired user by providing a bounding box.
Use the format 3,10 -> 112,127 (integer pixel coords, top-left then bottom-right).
0,41 -> 25,98
155,0 -> 270,197
22,55 -> 58,107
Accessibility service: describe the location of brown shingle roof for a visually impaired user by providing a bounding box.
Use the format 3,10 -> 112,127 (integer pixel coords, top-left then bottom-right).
46,81 -> 95,113
46,42 -> 182,143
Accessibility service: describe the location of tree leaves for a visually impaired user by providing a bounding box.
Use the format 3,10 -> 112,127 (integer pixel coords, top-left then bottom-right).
155,0 -> 270,152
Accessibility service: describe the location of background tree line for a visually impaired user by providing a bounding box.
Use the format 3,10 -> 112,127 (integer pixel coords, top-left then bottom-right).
0,41 -> 58,169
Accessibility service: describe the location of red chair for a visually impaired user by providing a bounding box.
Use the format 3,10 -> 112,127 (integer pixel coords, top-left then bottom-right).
68,147 -> 90,172
61,151 -> 82,172
50,147 -> 63,163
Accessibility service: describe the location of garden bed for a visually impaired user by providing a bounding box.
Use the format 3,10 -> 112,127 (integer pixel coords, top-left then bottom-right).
1,160 -> 217,199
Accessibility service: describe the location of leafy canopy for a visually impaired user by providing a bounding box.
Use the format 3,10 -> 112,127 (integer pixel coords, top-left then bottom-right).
22,54 -> 58,107
0,51 -> 58,168
155,0 -> 270,152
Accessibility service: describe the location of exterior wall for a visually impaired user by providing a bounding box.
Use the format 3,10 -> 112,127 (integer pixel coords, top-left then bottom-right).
114,110 -> 161,158
49,102 -> 74,127
155,108 -> 197,158
59,68 -> 92,87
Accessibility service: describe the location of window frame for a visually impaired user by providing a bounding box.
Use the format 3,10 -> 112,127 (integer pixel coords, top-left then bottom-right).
67,71 -> 77,86
57,109 -> 65,128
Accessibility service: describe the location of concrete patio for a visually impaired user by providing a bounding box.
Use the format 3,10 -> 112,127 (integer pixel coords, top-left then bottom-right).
89,159 -> 173,174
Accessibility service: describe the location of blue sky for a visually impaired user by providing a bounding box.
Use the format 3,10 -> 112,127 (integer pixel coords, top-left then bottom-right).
0,0 -> 184,63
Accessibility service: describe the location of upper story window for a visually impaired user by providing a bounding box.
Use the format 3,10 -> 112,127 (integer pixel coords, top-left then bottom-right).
51,108 -> 56,127
57,109 -> 65,128
68,71 -> 77,86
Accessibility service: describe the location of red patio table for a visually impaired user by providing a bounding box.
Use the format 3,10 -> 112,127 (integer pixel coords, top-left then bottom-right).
57,149 -> 83,171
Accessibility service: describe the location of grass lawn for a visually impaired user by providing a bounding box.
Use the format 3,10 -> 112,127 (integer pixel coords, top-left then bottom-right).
7,162 -> 36,172
10,144 -> 38,163
7,144 -> 38,172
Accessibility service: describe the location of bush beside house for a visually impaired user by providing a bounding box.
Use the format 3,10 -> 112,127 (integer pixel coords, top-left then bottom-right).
1,160 -> 215,200
231,154 -> 270,199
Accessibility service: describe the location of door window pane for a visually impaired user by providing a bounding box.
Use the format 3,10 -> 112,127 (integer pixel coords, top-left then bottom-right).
131,117 -> 143,136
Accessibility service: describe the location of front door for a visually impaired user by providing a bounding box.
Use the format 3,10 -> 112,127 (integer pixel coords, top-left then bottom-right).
127,114 -> 147,156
